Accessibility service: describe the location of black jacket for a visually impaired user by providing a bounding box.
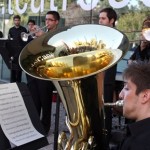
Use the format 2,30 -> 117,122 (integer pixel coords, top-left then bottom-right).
0,31 -> 3,38
8,26 -> 27,47
8,26 -> 27,63
119,118 -> 150,150
130,45 -> 150,62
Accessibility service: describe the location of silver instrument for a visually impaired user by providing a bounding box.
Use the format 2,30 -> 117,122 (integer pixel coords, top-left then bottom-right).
104,100 -> 124,107
142,28 -> 150,41
120,28 -> 150,43
21,25 -> 47,42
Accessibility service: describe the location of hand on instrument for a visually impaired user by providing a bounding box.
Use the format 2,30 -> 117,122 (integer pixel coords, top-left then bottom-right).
31,25 -> 45,37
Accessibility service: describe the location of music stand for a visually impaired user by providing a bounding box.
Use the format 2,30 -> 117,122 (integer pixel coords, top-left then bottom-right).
0,39 -> 11,69
0,82 -> 48,150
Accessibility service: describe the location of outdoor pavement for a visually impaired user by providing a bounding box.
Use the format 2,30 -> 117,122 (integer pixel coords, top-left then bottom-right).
39,102 -> 68,150
38,102 -> 126,150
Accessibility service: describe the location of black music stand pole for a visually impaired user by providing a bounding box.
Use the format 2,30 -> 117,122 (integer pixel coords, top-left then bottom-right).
53,91 -> 60,150
9,56 -> 14,83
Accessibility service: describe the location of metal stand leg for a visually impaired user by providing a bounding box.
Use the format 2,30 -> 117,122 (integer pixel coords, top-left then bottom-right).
10,57 -> 14,83
54,91 -> 60,150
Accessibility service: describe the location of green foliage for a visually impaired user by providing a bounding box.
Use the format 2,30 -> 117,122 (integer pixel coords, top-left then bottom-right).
7,0 -> 150,35
117,12 -> 147,42
98,0 -> 111,8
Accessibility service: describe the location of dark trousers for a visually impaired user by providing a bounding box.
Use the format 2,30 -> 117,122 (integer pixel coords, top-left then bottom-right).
26,75 -> 54,133
104,64 -> 117,145
10,70 -> 22,83
81,77 -> 107,150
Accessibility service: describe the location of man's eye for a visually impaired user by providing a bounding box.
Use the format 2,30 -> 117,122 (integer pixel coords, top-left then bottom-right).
124,86 -> 129,90
125,87 -> 129,90
45,18 -> 56,21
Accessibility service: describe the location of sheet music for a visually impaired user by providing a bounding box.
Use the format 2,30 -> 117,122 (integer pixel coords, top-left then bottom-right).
0,38 -> 8,40
0,83 -> 44,146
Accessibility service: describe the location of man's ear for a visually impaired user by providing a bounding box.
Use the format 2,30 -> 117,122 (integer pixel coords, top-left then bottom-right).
141,89 -> 150,104
56,20 -> 59,26
110,18 -> 114,26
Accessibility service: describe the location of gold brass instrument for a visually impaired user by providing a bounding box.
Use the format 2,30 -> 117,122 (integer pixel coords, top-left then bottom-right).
19,24 -> 129,149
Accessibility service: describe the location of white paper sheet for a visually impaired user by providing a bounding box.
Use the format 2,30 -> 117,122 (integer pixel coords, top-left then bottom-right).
0,83 -> 44,146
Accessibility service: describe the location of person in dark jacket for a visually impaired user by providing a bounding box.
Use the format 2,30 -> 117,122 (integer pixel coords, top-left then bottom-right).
26,19 -> 36,42
99,7 -> 118,148
26,11 -> 60,135
8,15 -> 27,82
128,34 -> 150,63
128,17 -> 150,64
119,61 -> 150,150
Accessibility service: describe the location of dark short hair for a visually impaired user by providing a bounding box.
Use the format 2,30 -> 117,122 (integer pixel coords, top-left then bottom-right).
13,15 -> 21,20
27,19 -> 35,25
142,16 -> 150,29
123,61 -> 150,95
99,7 -> 117,27
46,11 -> 60,21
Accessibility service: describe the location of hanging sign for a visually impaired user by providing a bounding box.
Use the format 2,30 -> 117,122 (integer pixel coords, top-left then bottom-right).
0,0 -> 149,15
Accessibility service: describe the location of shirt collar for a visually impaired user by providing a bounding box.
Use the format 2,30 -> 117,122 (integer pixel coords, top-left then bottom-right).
128,117 -> 150,136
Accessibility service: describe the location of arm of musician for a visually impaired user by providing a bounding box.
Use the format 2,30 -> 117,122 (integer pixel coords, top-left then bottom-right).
127,59 -> 133,64
35,30 -> 45,37
127,47 -> 137,64
128,53 -> 136,64
8,29 -> 12,40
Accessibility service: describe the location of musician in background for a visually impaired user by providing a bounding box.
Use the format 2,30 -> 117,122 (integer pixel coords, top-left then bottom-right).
99,7 -> 118,149
27,11 -> 60,135
35,11 -> 60,37
8,15 -> 27,82
128,17 -> 150,64
128,35 -> 150,64
26,19 -> 36,42
119,62 -> 150,150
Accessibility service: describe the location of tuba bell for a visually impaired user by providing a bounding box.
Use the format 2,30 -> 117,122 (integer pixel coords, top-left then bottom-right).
19,24 -> 129,150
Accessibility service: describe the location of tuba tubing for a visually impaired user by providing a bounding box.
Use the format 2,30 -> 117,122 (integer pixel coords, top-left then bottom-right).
19,24 -> 129,150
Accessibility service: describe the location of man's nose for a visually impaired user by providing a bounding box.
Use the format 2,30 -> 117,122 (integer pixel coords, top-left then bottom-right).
119,90 -> 124,100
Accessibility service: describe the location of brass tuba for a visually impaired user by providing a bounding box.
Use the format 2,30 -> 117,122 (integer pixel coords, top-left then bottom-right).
19,24 -> 129,150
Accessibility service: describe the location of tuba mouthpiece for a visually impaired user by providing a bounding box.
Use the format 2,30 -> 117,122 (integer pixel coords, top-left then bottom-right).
104,100 -> 124,107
